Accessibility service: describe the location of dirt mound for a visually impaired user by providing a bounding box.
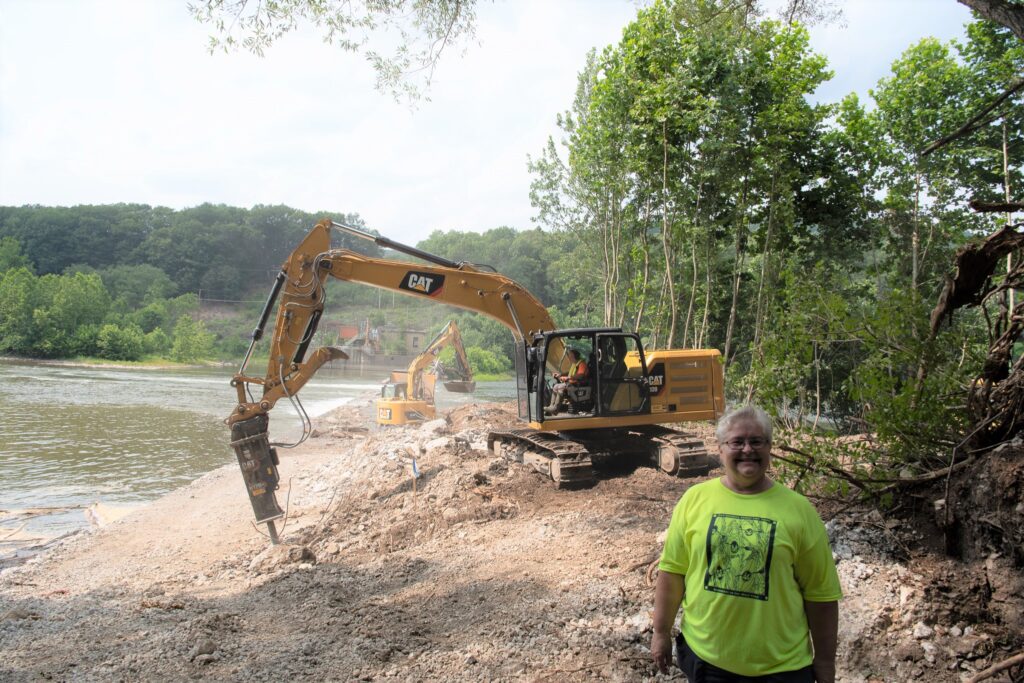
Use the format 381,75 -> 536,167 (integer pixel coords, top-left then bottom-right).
1,404 -> 1022,682
948,440 -> 1024,563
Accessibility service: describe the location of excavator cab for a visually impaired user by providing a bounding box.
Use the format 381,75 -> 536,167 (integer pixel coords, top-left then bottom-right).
523,329 -> 650,424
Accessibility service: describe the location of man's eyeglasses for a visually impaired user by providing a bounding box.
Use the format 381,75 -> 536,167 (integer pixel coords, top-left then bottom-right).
723,438 -> 770,451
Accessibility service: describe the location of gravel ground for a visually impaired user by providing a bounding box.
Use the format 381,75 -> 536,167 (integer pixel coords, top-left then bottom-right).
1,401 -> 1021,682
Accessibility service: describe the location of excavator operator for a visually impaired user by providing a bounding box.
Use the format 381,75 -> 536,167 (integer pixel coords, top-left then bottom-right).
545,348 -> 589,415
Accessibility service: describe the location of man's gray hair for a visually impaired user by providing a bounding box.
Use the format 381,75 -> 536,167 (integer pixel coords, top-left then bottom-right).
715,405 -> 773,442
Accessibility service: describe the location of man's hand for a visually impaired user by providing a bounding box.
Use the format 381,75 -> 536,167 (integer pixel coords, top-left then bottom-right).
652,570 -> 685,675
812,660 -> 836,683
651,631 -> 673,674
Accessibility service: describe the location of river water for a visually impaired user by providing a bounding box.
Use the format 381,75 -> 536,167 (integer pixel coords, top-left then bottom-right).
0,360 -> 514,550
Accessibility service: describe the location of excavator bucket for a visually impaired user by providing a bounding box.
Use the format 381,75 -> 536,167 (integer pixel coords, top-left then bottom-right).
443,380 -> 476,393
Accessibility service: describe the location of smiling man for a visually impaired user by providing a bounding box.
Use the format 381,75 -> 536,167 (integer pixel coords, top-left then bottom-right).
651,405 -> 842,682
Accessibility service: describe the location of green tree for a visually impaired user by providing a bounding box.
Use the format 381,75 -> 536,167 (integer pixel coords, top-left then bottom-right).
132,300 -> 169,333
144,327 -> 172,355
466,346 -> 510,375
70,324 -> 101,357
97,323 -> 145,361
30,272 -> 111,357
100,264 -> 176,309
190,0 -> 478,101
0,237 -> 32,273
872,38 -> 977,292
0,267 -> 37,354
171,314 -> 214,362
945,20 -> 1024,224
533,0 -> 833,367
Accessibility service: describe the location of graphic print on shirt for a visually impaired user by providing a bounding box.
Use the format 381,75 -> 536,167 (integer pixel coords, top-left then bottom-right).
703,513 -> 777,600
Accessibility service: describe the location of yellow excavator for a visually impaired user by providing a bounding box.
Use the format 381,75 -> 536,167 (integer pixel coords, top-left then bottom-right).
227,219 -> 724,541
376,320 -> 475,425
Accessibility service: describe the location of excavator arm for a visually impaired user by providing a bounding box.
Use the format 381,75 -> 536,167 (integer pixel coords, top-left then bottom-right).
438,322 -> 475,393
229,219 -> 553,427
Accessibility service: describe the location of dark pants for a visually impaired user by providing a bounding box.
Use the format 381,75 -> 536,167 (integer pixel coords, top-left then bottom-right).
675,634 -> 815,683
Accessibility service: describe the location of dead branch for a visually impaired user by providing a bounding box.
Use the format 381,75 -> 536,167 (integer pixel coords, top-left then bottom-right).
930,224 -> 1024,336
645,559 -> 660,587
879,458 -> 976,486
966,650 -> 1024,683
970,199 -> 1024,213
920,75 -> 1024,157
622,552 -> 659,575
775,446 -> 871,491
776,445 -> 975,487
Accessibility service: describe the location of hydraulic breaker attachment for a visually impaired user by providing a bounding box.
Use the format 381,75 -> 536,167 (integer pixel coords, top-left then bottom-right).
230,414 -> 284,543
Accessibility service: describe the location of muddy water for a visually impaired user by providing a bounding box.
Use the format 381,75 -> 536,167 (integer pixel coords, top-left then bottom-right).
0,360 -> 384,541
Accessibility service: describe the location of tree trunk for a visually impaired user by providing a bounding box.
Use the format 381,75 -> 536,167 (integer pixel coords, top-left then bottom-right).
957,0 -> 1024,42
723,174 -> 750,367
601,213 -> 613,325
682,234 -> 698,347
661,122 -> 679,349
634,198 -> 653,334
650,275 -> 670,350
682,180 -> 706,348
600,193 -> 624,327
698,235 -> 713,348
745,174 -> 778,403
912,165 -> 921,294
1005,119 -> 1014,313
813,340 -> 822,431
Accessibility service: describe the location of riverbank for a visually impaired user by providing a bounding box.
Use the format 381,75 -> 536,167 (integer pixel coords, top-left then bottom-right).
1,402 -> 1021,682
0,355 -> 226,371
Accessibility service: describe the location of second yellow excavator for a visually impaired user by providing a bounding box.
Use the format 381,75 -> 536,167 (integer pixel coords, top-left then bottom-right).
376,320 -> 475,425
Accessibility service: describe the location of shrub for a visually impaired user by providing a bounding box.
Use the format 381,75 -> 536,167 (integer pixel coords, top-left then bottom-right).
144,327 -> 171,355
97,323 -> 145,361
171,315 -> 214,362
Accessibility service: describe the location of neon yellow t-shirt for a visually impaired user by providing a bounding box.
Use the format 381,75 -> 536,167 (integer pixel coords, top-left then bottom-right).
658,478 -> 842,676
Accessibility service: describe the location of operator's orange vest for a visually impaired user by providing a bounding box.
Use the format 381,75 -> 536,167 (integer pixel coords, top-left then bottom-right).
569,359 -> 585,383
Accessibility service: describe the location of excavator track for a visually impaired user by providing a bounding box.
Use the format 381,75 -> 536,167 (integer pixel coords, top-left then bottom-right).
637,425 -> 718,478
487,429 -> 594,488
487,426 -> 716,487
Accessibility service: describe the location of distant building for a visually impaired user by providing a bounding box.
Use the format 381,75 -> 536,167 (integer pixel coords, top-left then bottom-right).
315,319 -> 427,372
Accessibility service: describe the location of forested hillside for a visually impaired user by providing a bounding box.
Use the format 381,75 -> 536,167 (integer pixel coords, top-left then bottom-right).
0,205 -> 362,362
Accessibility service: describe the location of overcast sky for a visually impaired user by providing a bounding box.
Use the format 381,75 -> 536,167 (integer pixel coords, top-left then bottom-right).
0,0 -> 975,245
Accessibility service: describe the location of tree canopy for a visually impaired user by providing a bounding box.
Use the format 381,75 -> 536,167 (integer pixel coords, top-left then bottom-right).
189,0 -> 478,100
